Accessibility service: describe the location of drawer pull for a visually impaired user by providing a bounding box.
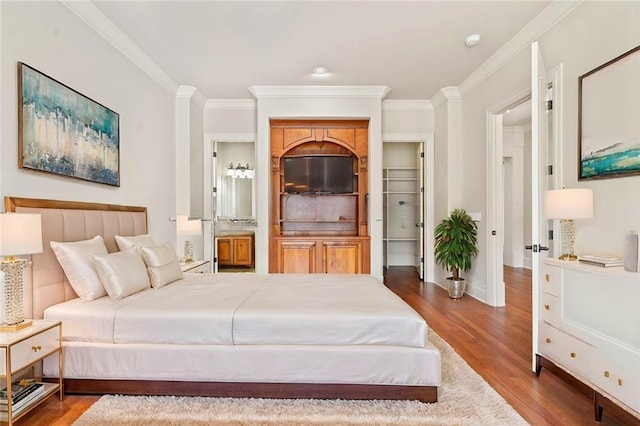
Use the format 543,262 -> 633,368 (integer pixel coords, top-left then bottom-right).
544,304 -> 550,310
545,274 -> 550,282
618,379 -> 623,386
604,371 -> 610,378
570,352 -> 576,358
31,345 -> 42,352
545,338 -> 551,344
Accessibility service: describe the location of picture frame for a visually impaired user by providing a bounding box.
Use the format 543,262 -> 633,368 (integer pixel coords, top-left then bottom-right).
18,62 -> 120,186
578,45 -> 640,181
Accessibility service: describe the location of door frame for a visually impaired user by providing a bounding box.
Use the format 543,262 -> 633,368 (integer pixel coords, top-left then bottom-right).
486,65 -> 564,309
381,134 -> 435,283
486,86 -> 530,307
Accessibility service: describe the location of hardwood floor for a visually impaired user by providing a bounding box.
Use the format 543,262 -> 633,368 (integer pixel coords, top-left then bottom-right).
15,266 -> 630,425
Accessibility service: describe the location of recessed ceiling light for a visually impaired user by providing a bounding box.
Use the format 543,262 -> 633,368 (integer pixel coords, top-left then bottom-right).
312,66 -> 328,76
464,34 -> 481,47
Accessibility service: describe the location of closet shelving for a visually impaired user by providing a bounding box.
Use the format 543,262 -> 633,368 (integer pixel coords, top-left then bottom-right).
383,167 -> 420,267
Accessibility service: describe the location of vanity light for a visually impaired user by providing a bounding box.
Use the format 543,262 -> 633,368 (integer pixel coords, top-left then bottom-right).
226,162 -> 254,179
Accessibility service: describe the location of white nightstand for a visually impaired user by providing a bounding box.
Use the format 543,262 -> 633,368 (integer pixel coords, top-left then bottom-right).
180,260 -> 210,274
0,320 -> 63,425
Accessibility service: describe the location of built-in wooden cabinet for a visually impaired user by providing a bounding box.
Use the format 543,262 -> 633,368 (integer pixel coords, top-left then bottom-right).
269,119 -> 370,274
217,234 -> 254,267
273,237 -> 369,274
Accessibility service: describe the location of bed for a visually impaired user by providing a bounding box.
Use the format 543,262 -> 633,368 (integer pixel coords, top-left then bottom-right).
7,196 -> 441,402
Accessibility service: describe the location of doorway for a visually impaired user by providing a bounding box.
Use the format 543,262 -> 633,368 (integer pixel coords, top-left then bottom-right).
211,141 -> 256,273
382,142 -> 425,279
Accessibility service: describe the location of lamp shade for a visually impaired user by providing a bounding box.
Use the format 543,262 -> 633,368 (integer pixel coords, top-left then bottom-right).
544,188 -> 593,219
0,213 -> 43,256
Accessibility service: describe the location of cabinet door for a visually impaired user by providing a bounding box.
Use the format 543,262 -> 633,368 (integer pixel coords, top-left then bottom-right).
233,237 -> 253,266
276,240 -> 317,273
217,238 -> 233,265
323,240 -> 362,274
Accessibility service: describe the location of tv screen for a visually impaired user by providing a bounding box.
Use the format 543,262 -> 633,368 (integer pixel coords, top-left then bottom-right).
284,156 -> 354,194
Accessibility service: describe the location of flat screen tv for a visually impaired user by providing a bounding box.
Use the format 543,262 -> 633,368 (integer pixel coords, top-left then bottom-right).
284,156 -> 354,194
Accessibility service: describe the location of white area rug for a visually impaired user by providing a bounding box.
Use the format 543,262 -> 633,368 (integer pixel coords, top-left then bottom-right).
73,332 -> 527,425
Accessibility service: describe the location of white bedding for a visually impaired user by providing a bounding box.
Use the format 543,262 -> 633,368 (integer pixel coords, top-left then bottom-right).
44,273 -> 428,348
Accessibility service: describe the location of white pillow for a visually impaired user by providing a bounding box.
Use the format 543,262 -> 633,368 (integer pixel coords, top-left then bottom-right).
92,251 -> 151,300
50,236 -> 109,301
140,244 -> 184,288
115,234 -> 157,252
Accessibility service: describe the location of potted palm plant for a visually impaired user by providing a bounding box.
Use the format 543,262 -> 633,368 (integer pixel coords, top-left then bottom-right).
434,209 -> 479,299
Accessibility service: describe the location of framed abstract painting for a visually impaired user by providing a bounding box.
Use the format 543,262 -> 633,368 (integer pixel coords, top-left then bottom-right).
578,45 -> 640,180
18,62 -> 120,186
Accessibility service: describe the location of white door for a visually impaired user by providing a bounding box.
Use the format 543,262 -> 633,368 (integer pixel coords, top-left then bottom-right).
529,41 -> 552,372
417,143 -> 425,280
212,142 -> 220,273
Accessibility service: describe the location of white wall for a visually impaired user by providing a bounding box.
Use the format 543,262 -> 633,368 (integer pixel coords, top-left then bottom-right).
1,2 -> 176,245
503,126 -> 525,268
454,1 -> 640,302
537,2 -> 640,258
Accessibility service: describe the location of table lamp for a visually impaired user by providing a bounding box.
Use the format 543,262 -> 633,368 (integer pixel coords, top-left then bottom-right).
544,188 -> 593,260
0,213 -> 43,330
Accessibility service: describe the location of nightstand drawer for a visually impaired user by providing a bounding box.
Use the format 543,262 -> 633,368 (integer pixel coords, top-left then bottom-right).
181,260 -> 210,274
0,325 -> 61,374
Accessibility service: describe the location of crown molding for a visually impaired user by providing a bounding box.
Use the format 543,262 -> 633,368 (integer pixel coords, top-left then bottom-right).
61,1 -> 179,95
458,0 -> 582,97
382,100 -> 433,111
205,99 -> 257,110
248,86 -> 391,99
431,86 -> 461,108
176,86 -> 196,98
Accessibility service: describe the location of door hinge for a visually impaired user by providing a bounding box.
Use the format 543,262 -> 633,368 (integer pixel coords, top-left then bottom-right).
420,152 -> 424,158
213,187 -> 217,194
213,152 -> 217,158
420,257 -> 424,263
213,257 -> 218,263
420,187 -> 424,193
547,165 -> 553,175
545,100 -> 553,111
548,230 -> 554,240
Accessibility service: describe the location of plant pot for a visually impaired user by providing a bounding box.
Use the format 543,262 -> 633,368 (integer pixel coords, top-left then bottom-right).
446,277 -> 466,299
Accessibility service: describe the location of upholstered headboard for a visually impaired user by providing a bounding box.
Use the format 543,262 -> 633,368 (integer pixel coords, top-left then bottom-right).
5,197 -> 147,319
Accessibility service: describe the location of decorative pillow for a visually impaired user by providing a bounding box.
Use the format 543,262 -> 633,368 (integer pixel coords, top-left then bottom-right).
140,243 -> 184,288
50,235 -> 109,301
92,251 -> 151,300
115,234 -> 157,252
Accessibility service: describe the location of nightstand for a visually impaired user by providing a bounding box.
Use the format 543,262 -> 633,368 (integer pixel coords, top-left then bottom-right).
180,260 -> 210,274
0,320 -> 63,425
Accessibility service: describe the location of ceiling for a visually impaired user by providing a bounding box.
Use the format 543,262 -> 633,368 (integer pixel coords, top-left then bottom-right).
91,1 -> 551,100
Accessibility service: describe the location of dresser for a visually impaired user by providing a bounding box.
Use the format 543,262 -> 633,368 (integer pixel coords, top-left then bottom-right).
537,259 -> 640,422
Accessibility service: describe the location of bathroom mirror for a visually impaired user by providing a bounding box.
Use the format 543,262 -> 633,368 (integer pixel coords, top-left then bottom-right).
215,142 -> 255,220
220,174 -> 253,218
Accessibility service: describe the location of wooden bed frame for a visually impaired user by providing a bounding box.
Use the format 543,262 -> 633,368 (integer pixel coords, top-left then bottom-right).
6,196 -> 438,402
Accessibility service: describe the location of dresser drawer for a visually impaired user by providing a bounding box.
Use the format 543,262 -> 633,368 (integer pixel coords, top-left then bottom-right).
539,321 -> 591,379
540,292 -> 561,327
541,265 -> 561,296
590,349 -> 640,412
0,325 -> 61,374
